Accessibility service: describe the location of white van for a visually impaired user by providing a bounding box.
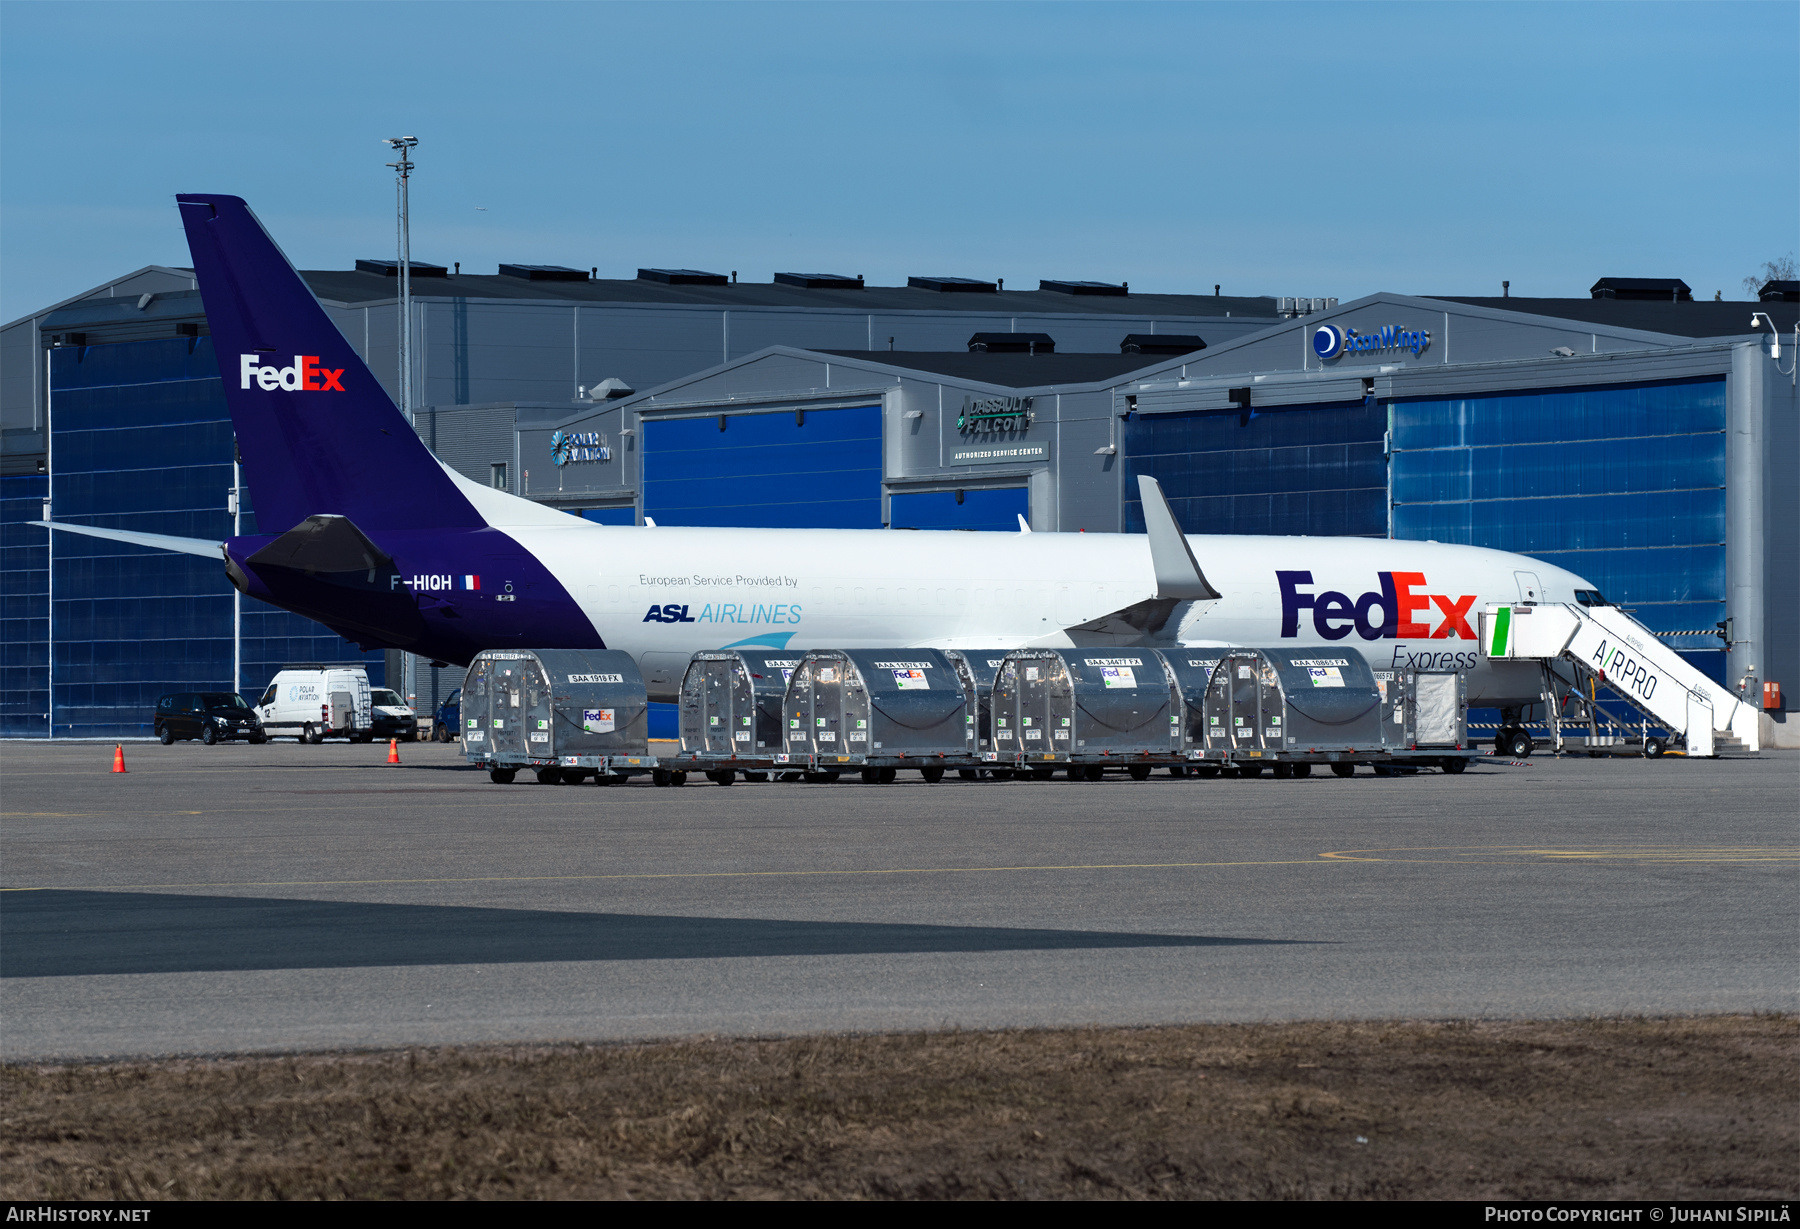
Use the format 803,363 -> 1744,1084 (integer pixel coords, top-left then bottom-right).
256,665 -> 374,743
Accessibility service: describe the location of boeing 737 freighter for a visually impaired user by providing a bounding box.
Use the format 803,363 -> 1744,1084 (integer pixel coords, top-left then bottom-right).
40,195 -> 1603,734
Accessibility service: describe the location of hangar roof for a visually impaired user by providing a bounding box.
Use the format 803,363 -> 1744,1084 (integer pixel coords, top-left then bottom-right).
296,268 -> 1280,319
1436,296 -> 1798,338
816,350 -> 1163,387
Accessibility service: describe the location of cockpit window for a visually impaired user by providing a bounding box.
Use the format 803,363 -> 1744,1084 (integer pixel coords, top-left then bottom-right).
1573,590 -> 1611,607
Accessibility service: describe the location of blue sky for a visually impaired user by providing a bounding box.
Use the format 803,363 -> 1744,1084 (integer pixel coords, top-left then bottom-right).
3,1 -> 1795,322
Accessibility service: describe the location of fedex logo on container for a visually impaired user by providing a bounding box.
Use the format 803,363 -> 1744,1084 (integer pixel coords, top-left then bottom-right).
1277,571 -> 1477,641
239,354 -> 346,392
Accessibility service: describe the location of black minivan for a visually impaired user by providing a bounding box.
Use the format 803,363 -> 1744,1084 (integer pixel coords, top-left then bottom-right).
154,693 -> 265,745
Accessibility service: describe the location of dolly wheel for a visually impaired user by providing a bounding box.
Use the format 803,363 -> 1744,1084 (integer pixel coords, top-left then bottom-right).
489,767 -> 516,785
1331,763 -> 1355,778
1127,764 -> 1152,781
920,767 -> 945,783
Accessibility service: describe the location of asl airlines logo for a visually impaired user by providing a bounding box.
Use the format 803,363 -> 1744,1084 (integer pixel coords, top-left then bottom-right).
239,354 -> 346,392
1278,571 -> 1476,641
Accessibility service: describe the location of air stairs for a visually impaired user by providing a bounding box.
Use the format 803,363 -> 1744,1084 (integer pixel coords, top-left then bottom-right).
1481,603 -> 1761,757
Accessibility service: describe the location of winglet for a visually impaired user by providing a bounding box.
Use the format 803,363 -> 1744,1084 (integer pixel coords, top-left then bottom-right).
1136,476 -> 1220,600
1017,514 -> 1031,534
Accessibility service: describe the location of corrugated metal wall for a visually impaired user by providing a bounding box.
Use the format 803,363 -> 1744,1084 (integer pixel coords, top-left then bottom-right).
413,403 -> 519,494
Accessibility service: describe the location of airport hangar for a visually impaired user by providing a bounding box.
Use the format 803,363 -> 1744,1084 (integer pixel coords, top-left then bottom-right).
1,265 -> 1793,747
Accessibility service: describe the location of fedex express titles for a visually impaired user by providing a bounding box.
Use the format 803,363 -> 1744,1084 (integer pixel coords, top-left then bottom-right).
239,353 -> 346,392
1278,570 -> 1480,671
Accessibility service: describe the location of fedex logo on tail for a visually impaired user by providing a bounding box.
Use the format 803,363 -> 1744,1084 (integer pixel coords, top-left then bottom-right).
1278,571 -> 1476,641
239,354 -> 345,392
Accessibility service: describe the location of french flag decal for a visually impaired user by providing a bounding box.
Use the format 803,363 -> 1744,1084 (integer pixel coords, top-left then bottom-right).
462,575 -> 480,591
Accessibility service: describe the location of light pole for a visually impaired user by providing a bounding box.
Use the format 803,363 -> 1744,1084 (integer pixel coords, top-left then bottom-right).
383,135 -> 419,712
383,136 -> 418,423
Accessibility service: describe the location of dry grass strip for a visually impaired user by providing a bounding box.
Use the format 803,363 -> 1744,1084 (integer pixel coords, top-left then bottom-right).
2,1017 -> 1794,1200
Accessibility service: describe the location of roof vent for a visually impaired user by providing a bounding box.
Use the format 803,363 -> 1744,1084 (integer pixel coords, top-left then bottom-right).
909,276 -> 997,293
585,378 -> 635,401
1758,279 -> 1799,303
968,332 -> 1055,354
1120,334 -> 1206,355
1040,279 -> 1127,296
774,272 -> 864,289
356,258 -> 449,277
1276,297 -> 1337,318
1590,277 -> 1692,301
499,264 -> 589,281
638,268 -> 729,285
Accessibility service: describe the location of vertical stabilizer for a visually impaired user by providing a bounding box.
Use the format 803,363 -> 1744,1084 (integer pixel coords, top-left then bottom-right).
176,194 -> 483,534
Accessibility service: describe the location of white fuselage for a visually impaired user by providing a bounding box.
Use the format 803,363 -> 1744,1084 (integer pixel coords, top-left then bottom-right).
476,508 -> 1584,707
448,470 -> 1586,705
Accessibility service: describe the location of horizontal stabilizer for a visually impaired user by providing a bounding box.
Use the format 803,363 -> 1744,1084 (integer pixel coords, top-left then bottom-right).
32,521 -> 222,558
1136,476 -> 1220,600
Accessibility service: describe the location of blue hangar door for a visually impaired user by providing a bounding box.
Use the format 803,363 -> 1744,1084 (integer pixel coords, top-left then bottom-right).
888,487 -> 1028,531
642,406 -> 883,529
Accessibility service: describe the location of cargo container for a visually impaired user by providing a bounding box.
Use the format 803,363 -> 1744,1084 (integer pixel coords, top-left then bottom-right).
461,648 -> 657,784
1181,648 -> 1467,776
943,648 -> 1023,778
779,649 -> 974,781
989,649 -> 1182,778
673,649 -> 806,782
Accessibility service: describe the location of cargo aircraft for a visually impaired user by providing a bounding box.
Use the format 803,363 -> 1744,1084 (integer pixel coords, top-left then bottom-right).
38,194 -> 1601,733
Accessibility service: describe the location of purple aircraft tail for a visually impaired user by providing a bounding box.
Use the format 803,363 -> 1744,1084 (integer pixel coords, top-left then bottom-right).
176,194 -> 483,534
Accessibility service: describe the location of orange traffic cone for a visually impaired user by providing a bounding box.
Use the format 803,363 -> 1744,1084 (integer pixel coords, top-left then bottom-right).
387,738 -> 400,764
111,744 -> 127,773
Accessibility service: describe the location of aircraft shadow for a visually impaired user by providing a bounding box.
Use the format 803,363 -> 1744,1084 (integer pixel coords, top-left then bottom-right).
0,890 -> 1316,978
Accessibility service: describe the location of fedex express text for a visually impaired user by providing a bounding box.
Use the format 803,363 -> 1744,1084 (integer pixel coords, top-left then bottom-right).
1279,570 -> 1481,671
